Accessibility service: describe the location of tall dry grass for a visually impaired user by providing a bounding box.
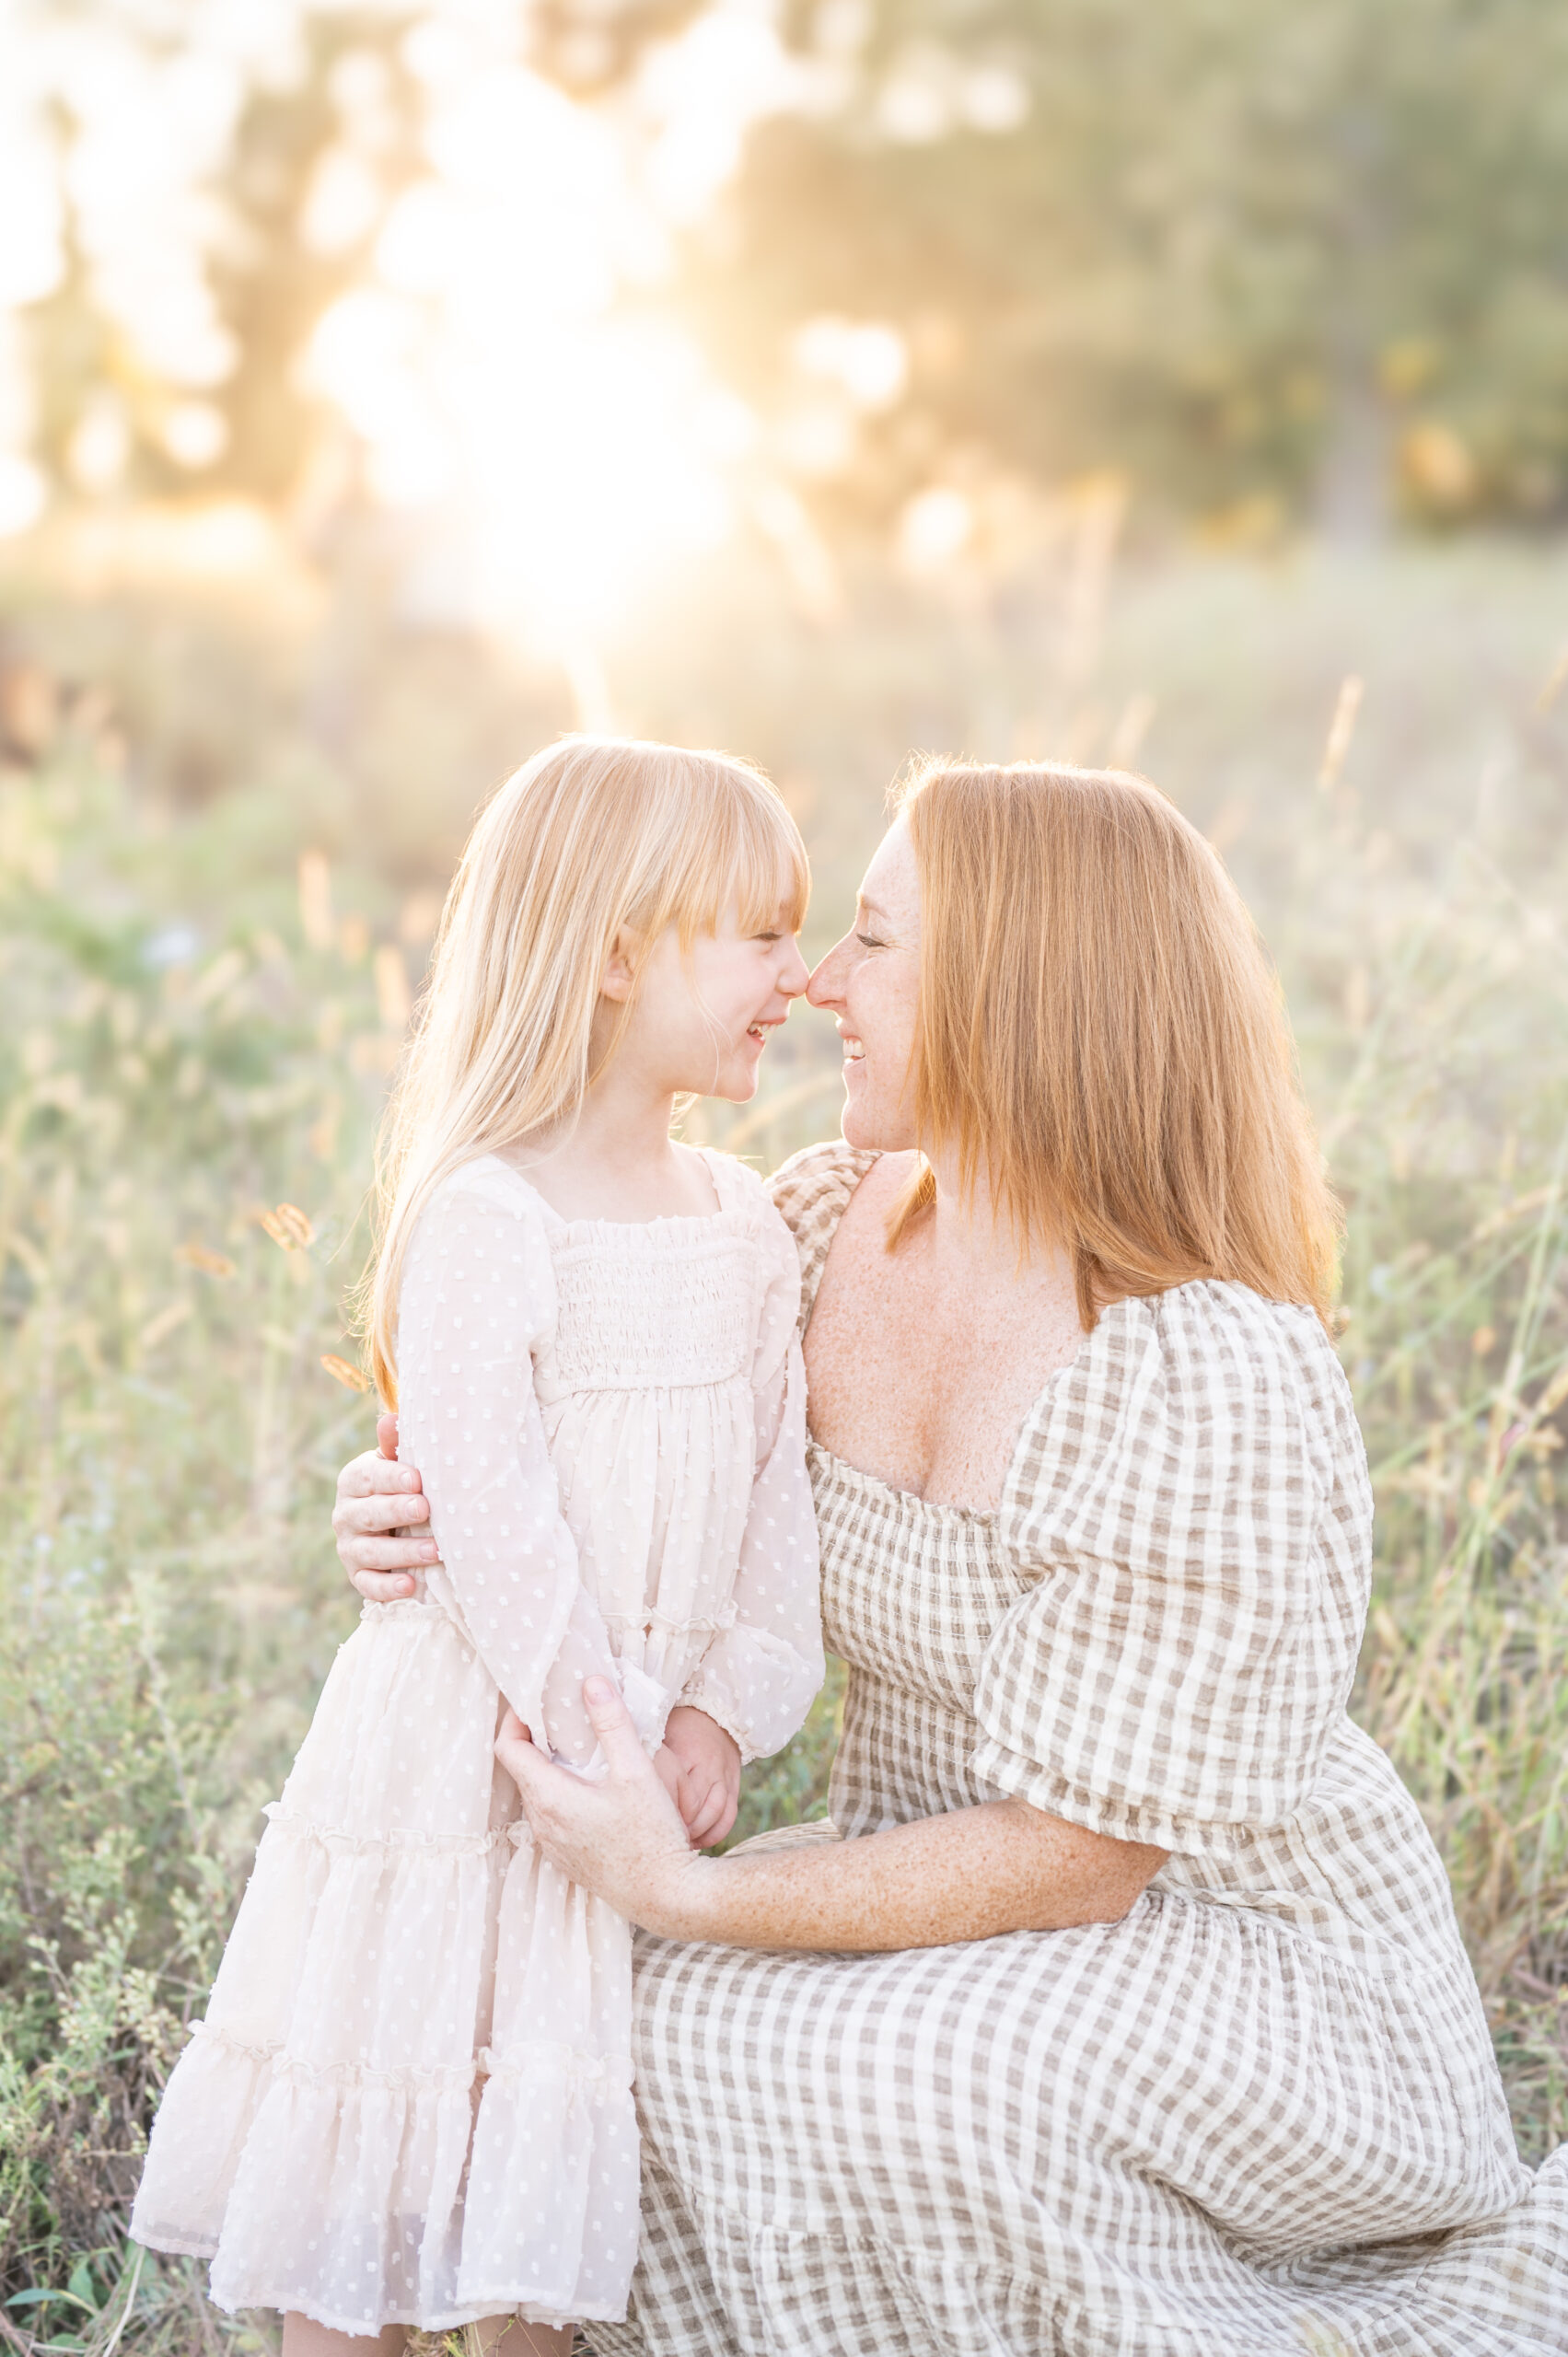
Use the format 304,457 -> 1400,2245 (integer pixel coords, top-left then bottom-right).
5,547 -> 1568,2350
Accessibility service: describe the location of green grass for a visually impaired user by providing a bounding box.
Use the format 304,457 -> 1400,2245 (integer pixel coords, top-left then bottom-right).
5,535 -> 1568,2350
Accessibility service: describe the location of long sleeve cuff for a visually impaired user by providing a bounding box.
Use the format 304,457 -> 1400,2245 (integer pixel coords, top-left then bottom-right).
619,1659 -> 673,1756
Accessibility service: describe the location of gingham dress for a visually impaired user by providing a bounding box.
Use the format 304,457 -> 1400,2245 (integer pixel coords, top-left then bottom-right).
588,1141 -> 1568,2357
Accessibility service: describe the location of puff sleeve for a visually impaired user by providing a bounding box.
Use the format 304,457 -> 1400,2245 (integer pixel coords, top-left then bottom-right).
675,1195 -> 825,1762
394,1166 -> 667,1771
971,1281 -> 1374,1856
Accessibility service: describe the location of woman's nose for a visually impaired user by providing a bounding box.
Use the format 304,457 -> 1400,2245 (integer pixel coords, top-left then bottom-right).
807,936 -> 850,1008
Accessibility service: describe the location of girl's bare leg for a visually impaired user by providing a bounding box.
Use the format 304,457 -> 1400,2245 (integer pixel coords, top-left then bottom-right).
279,2307 -> 570,2357
468,2319 -> 574,2357
281,2318 -> 406,2357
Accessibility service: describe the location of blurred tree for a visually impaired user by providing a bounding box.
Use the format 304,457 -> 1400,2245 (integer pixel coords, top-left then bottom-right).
15,0 -> 1568,536
696,0 -> 1568,533
528,0 -> 713,93
211,0 -> 703,505
210,18 -> 424,506
15,0 -> 704,517
13,12 -> 424,513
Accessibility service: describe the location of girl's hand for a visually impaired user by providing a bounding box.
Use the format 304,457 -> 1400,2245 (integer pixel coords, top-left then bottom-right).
332,1411 -> 438,1601
661,1706 -> 742,1848
495,1681 -> 718,1939
651,1741 -> 686,1822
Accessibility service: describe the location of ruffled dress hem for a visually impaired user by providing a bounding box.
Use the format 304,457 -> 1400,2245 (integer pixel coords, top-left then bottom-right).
131,1779 -> 640,2334
123,2238 -> 629,2339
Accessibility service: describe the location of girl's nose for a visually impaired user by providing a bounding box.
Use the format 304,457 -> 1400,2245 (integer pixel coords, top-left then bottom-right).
780,941 -> 811,997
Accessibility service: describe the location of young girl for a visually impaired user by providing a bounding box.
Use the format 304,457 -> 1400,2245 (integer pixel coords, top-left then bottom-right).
131,739 -> 826,2356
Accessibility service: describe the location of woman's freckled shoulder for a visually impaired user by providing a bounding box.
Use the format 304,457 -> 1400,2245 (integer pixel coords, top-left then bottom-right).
853,1149 -> 919,1214
824,1152 -> 917,1276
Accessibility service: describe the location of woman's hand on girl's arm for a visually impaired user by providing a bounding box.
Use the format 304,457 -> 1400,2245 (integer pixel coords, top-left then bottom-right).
498,1681 -> 1167,1952
498,1687 -> 712,1934
332,1412 -> 438,1601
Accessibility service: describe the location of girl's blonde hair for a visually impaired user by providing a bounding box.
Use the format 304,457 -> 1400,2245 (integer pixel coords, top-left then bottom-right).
365,737 -> 808,1404
892,758 -> 1340,1327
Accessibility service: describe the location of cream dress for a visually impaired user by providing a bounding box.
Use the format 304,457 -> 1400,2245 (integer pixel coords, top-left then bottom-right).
131,1150 -> 824,2338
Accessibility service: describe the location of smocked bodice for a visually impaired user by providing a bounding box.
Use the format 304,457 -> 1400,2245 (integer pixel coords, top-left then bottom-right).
540,1221 -> 764,1398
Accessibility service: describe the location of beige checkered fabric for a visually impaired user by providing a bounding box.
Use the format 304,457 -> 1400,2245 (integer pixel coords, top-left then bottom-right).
587,1143 -> 1568,2354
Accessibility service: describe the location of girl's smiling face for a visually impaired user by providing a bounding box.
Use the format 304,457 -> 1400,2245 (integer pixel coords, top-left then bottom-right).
602,873 -> 810,1105
806,819 -> 922,1151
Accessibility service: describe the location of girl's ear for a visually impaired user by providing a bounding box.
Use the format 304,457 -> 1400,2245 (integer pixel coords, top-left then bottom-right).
598,928 -> 639,1003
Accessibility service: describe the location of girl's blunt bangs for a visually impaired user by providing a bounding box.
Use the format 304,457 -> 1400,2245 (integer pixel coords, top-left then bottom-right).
668,764 -> 810,947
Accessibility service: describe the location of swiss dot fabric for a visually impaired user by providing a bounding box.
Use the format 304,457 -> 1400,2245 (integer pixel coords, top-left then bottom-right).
586,1139 -> 1568,2357
131,1150 -> 824,2337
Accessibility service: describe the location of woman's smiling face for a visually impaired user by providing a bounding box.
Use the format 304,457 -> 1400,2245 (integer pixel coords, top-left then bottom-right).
807,819 -> 922,1152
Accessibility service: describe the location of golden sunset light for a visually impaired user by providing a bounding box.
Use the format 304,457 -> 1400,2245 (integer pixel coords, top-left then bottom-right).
8,8 -> 1568,2348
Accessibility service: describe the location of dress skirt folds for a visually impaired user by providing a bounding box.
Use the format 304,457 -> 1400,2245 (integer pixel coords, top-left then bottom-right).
129,1601 -> 640,2330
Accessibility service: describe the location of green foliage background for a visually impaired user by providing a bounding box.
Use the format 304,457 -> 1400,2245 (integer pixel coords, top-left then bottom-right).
725,0 -> 1568,530
5,535 -> 1568,2351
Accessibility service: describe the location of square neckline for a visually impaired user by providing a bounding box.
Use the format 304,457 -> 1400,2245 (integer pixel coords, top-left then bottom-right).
798,1143 -> 1108,1523
804,1317 -> 1107,1527
472,1145 -> 748,1236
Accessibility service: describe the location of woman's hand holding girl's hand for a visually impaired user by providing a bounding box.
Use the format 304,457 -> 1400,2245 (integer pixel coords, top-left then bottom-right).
333,1412 -> 439,1601
496,1681 -> 718,1938
660,1706 -> 742,1848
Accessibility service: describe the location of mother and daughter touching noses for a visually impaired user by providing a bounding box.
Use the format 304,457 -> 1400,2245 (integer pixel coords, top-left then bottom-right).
132,740 -> 1568,2357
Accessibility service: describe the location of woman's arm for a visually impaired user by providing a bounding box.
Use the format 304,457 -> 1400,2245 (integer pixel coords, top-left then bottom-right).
498,1680 -> 1167,1954
337,1447 -> 1164,1940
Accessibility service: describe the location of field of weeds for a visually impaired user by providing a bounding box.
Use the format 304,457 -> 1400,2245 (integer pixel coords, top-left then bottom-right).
5,539 -> 1568,2351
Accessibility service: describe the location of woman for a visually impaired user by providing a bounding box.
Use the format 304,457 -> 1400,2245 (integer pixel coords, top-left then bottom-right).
335,761 -> 1568,2353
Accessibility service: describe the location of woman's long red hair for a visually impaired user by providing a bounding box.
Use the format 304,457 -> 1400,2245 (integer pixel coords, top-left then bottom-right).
892,760 -> 1340,1329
